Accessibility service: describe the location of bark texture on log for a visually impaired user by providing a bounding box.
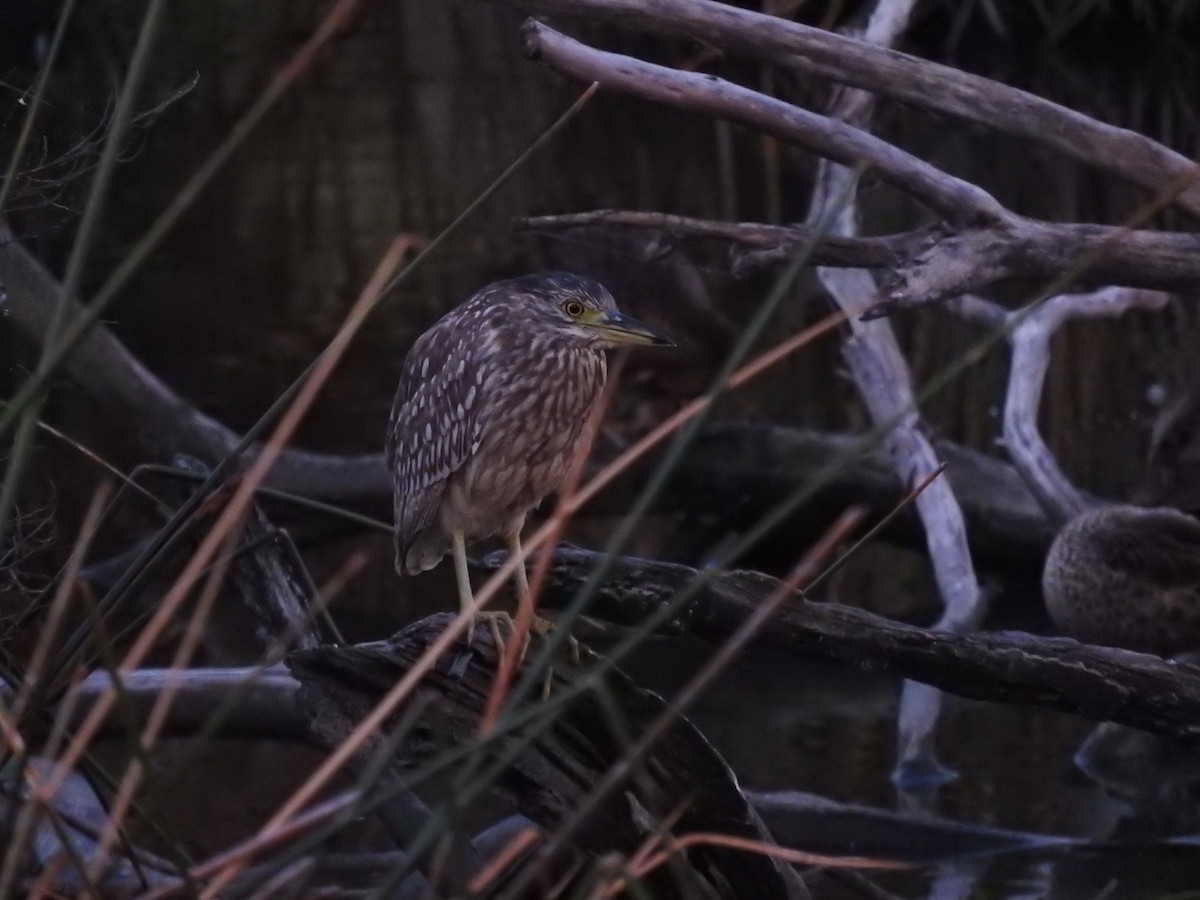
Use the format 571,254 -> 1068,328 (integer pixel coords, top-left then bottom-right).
287,613 -> 805,899
478,548 -> 1200,743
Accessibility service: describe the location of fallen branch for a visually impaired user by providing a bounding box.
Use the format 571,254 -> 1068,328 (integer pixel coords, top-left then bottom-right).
0,222 -> 390,503
45,666 -> 309,744
750,790 -> 1076,863
479,548 -> 1200,743
287,615 -> 804,899
614,422 -> 1060,569
3,216 -> 1081,562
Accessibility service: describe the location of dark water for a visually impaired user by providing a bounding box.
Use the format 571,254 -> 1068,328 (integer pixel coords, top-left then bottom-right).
617,635 -> 1200,898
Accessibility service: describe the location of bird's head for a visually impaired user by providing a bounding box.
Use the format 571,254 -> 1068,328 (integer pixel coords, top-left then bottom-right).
507,272 -> 674,350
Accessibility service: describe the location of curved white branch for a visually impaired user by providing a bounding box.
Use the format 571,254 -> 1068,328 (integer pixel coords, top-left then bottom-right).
1002,287 -> 1170,523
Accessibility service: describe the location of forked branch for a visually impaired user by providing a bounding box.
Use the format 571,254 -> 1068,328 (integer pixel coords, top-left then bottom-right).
508,11 -> 1200,315
494,0 -> 1200,216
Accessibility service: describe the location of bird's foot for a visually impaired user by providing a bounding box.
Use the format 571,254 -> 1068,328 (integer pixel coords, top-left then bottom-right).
529,616 -> 583,666
463,614 -> 582,696
526,616 -> 586,698
466,611 -> 533,663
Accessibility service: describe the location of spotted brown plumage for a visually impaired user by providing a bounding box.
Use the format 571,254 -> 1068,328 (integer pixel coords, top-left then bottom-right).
386,272 -> 672,635
1042,504 -> 1200,655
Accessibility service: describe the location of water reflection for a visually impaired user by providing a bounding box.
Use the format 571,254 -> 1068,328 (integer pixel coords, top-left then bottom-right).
616,634 -> 1200,897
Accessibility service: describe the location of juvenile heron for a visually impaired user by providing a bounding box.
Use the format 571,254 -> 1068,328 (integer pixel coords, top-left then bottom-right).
1042,504 -> 1200,655
387,272 -> 672,642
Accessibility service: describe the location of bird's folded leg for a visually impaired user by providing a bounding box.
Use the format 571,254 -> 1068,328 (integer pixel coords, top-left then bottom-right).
481,609 -> 528,662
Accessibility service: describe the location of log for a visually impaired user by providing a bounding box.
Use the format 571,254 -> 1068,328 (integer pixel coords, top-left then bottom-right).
287,613 -> 806,899
479,547 -> 1200,743
627,422 -> 1061,570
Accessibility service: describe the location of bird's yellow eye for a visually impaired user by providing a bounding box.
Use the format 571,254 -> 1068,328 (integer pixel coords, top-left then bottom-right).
562,300 -> 585,318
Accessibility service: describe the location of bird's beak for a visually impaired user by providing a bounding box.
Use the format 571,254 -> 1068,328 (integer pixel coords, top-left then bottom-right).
589,310 -> 675,347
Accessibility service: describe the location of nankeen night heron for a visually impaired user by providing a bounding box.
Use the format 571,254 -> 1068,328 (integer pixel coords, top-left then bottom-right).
1042,504 -> 1200,655
386,272 -> 672,643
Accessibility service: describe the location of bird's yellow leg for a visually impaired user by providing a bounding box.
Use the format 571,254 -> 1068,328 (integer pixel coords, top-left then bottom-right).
453,531 -> 512,653
451,531 -> 476,645
505,530 -> 534,664
506,532 -> 530,619
508,531 -> 580,668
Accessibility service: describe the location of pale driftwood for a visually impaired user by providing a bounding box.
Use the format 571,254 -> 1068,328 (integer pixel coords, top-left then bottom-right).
490,0 -> 1200,216
750,791 -> 1076,863
10,759 -> 180,897
15,760 -> 539,900
1000,288 -> 1170,523
52,666 -> 309,743
49,668 -> 486,895
798,0 -> 983,788
939,287 -> 1167,526
522,21 -> 1004,227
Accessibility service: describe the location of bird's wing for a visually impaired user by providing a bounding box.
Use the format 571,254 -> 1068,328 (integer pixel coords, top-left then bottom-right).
387,325 -> 485,560
1094,512 -> 1200,588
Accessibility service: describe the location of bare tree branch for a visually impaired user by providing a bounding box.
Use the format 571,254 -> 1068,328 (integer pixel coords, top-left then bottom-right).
520,20 -> 1009,226
798,0 -> 981,788
867,221 -> 1200,317
484,548 -> 1200,744
519,211 -> 1200,312
1000,288 -> 1171,523
0,222 -> 390,503
39,578 -> 1200,749
517,209 -> 915,269
46,666 -> 310,743
492,0 -> 1200,217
